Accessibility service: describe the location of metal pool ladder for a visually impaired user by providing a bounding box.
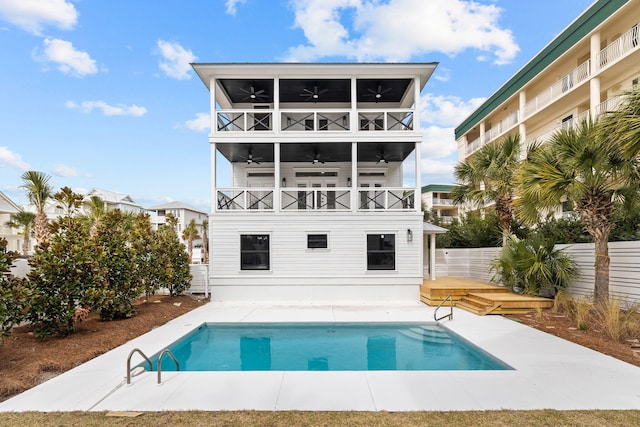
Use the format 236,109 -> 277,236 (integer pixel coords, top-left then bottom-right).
434,294 -> 454,322
126,347 -> 180,385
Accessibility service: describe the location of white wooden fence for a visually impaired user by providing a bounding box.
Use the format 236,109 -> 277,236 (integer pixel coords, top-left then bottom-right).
189,264 -> 209,297
435,241 -> 640,304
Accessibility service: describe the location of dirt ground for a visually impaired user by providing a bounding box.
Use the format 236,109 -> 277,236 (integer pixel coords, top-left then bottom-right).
0,294 -> 206,401
1,297 -> 638,403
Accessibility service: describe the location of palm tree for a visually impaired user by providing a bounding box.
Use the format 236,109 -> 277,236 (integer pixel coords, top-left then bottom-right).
181,219 -> 201,262
452,134 -> 522,245
84,195 -> 107,236
201,219 -> 209,264
517,118 -> 640,304
5,211 -> 36,256
598,87 -> 640,159
20,171 -> 53,245
164,213 -> 178,234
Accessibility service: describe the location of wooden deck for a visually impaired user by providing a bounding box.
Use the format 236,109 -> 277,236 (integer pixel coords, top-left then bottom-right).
421,276 -> 554,315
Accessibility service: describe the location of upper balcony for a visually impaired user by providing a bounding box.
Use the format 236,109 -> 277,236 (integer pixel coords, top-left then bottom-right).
215,109 -> 415,133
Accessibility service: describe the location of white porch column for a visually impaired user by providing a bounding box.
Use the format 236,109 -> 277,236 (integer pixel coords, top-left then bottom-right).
350,76 -> 358,132
415,140 -> 421,211
211,141 -> 217,213
479,122 -> 486,146
274,142 -> 281,212
273,76 -> 280,132
590,32 -> 601,118
351,141 -> 357,212
210,76 -> 216,134
430,233 -> 436,281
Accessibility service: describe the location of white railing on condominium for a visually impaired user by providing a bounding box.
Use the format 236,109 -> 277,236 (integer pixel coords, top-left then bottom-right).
216,108 -> 415,132
216,188 -> 417,212
523,60 -> 590,119
465,136 -> 481,155
594,95 -> 623,117
524,109 -> 591,148
432,198 -> 454,206
597,25 -> 639,71
482,110 -> 520,145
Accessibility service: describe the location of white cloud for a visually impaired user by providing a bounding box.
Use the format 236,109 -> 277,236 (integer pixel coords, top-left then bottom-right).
65,100 -> 147,117
420,157 -> 457,184
422,125 -> 457,159
34,38 -> 98,77
285,0 -> 519,64
156,40 -> 196,80
0,0 -> 77,35
183,112 -> 210,132
420,93 -> 485,127
52,164 -> 92,178
0,146 -> 30,170
225,0 -> 247,15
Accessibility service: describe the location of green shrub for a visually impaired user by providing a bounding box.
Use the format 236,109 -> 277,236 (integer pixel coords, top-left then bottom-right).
491,235 -> 578,296
27,217 -> 107,336
0,238 -> 31,336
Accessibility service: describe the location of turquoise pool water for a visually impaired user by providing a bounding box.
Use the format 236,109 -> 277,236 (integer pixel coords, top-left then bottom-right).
147,323 -> 511,371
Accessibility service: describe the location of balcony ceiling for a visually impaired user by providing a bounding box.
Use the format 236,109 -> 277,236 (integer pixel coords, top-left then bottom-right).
218,142 -> 415,163
218,78 -> 412,104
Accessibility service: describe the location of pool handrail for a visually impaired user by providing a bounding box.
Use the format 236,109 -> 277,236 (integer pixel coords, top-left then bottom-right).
126,348 -> 152,385
434,294 -> 454,322
157,348 -> 180,384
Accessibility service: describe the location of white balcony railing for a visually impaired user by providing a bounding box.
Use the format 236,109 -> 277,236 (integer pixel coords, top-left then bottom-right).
594,95 -> 623,117
281,110 -> 350,132
523,60 -> 590,119
432,198 -> 454,206
216,188 -> 417,212
597,25 -> 639,71
216,108 -> 415,133
357,110 -> 414,131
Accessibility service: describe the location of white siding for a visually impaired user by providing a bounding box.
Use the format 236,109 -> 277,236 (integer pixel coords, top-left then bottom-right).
209,212 -> 423,301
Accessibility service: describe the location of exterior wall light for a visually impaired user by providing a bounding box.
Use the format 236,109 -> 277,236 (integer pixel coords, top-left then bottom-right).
347,177 -> 351,187
407,228 -> 413,242
282,177 -> 286,187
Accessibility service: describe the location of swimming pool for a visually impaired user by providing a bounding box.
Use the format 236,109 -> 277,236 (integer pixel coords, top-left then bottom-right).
145,323 -> 511,371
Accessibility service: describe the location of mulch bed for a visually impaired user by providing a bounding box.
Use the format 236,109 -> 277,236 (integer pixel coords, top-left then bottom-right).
0,294 -> 205,401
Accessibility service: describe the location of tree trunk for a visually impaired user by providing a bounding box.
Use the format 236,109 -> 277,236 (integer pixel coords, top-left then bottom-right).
22,234 -> 30,256
593,236 -> 610,304
34,212 -> 50,246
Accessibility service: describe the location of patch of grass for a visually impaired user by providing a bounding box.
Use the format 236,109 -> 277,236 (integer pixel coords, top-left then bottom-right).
2,410 -> 640,427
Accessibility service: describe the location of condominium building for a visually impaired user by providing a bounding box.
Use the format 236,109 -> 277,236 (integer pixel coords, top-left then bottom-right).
421,184 -> 459,224
455,0 -> 639,218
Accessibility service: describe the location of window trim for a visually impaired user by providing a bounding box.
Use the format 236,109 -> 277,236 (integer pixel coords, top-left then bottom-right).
366,233 -> 396,271
240,234 -> 271,271
307,233 -> 329,250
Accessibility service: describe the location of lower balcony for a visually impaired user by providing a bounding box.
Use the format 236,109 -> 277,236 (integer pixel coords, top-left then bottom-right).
216,187 -> 417,212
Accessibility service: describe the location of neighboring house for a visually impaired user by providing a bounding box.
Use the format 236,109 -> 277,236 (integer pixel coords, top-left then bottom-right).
455,0 -> 639,217
85,188 -> 146,214
421,184 -> 459,224
0,191 -> 22,254
147,201 -> 207,258
192,62 -> 438,302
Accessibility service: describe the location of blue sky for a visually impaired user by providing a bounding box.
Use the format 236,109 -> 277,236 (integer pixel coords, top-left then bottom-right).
0,0 -> 594,211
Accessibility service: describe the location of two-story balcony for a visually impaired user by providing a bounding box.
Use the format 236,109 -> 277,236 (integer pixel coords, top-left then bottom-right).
216,187 -> 416,212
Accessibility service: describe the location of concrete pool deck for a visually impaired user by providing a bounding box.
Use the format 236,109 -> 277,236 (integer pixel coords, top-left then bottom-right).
1,301 -> 640,412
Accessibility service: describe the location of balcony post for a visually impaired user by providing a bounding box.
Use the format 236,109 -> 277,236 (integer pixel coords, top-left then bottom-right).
211,141 -> 217,213
274,142 -> 281,212
351,141 -> 357,212
415,140 -> 421,212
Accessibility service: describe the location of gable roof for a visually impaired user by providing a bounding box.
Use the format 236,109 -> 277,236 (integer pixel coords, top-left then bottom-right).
0,191 -> 20,214
86,188 -> 139,205
148,201 -> 206,214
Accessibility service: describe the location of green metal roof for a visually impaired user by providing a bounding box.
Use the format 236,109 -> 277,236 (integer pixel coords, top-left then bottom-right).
454,0 -> 629,140
421,184 -> 457,193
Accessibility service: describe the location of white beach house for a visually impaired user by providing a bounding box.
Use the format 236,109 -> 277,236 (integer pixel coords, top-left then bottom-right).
192,63 -> 438,302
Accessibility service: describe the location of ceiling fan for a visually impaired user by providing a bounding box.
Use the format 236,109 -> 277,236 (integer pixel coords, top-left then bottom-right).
306,150 -> 330,164
300,85 -> 328,102
238,85 -> 269,102
238,147 -> 263,165
376,149 -> 397,164
365,85 -> 392,102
